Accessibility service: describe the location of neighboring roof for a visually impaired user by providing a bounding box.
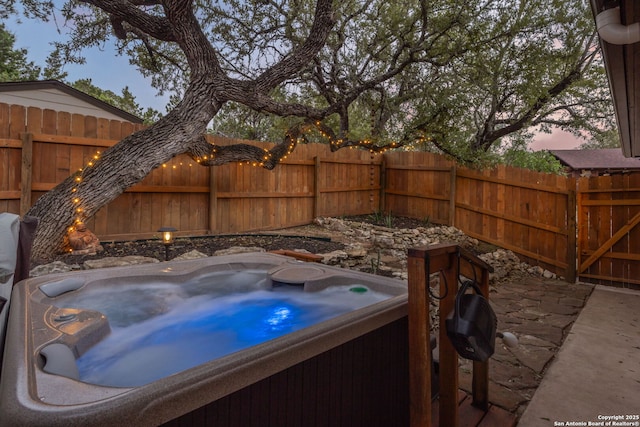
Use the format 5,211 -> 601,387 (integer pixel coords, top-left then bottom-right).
0,80 -> 143,124
550,148 -> 640,171
589,1 -> 640,157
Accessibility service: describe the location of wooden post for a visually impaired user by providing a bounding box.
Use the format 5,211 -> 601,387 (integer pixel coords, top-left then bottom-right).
472,267 -> 491,410
566,188 -> 577,283
438,254 -> 459,427
380,156 -> 387,213
575,177 -> 588,281
449,165 -> 457,227
208,166 -> 217,233
19,132 -> 33,217
408,244 -> 494,427
408,248 -> 432,427
314,156 -> 321,218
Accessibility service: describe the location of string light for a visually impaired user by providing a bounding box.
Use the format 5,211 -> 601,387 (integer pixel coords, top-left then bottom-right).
67,150 -> 103,234
64,124 -> 428,238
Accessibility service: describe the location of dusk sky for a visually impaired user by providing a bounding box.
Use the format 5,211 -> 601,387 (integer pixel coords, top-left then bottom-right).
530,129 -> 585,151
6,13 -> 585,151
6,15 -> 169,112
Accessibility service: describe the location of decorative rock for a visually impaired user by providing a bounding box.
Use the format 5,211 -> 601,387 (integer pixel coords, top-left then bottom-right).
558,296 -> 587,308
319,250 -> 349,265
313,217 -> 351,232
30,216 -> 561,290
313,217 -> 543,285
67,222 -> 103,254
84,256 -> 159,269
345,244 -> 368,258
213,246 -> 265,256
392,271 -> 407,280
172,250 -> 209,261
372,234 -> 396,248
30,261 -> 80,277
528,266 -> 545,276
69,248 -> 98,256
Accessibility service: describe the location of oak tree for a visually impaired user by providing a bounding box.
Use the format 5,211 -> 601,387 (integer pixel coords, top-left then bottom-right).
0,22 -> 41,81
5,0 -> 613,257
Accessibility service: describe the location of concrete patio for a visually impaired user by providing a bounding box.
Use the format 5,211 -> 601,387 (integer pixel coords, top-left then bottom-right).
455,277 -> 593,419
518,285 -> 640,426
453,279 -> 639,427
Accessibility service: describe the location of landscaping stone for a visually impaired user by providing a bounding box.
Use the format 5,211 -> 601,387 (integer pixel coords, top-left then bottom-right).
538,300 -> 581,316
510,323 -> 566,346
212,246 -> 265,256
510,345 -> 557,374
29,260 -> 80,277
319,249 -> 349,265
492,362 -> 540,390
488,382 -> 532,414
559,296 -> 589,308
172,250 -> 209,260
83,255 -> 159,269
541,313 -> 579,329
312,217 -> 543,285
511,311 -> 542,321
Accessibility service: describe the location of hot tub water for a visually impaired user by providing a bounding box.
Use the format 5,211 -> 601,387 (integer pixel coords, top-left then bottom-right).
53,269 -> 391,387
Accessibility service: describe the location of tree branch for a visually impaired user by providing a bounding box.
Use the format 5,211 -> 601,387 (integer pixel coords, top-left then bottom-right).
255,0 -> 336,91
80,0 -> 177,41
473,67 -> 582,151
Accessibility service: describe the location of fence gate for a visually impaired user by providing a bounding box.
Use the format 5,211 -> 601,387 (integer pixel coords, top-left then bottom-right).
577,173 -> 640,287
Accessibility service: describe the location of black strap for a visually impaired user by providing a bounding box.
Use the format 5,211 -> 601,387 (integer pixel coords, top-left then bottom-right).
452,279 -> 484,326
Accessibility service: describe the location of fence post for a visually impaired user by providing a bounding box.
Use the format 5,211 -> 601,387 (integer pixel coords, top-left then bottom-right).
575,178 -> 588,281
449,165 -> 457,227
566,188 -> 577,283
438,260 -> 459,427
472,266 -> 491,410
208,166 -> 217,233
314,156 -> 321,218
407,248 -> 432,427
408,244 -> 493,427
19,132 -> 33,217
379,156 -> 387,213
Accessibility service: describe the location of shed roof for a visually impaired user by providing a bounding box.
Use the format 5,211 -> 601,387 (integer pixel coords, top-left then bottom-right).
550,148 -> 640,171
0,80 -> 143,124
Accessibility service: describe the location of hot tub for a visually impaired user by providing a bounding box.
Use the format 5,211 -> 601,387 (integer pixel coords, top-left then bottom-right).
0,253 -> 409,426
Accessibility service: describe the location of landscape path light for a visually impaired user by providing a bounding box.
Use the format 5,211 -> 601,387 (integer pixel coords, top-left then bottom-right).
158,226 -> 177,261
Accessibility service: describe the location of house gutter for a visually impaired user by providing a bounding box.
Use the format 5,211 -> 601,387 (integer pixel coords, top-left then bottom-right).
596,6 -> 640,45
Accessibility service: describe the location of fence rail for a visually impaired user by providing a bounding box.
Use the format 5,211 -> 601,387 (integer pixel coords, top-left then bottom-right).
382,151 -> 577,280
1,103 -> 638,287
577,174 -> 640,287
0,104 -> 381,240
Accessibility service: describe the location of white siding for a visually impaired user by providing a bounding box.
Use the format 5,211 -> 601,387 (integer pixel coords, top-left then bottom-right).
0,88 -> 127,121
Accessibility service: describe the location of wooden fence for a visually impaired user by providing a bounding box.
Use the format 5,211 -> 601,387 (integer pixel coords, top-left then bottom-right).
0,104 -> 146,216
0,103 -> 381,240
383,152 -> 577,282
1,103 -> 639,287
577,173 -> 640,287
209,138 -> 380,234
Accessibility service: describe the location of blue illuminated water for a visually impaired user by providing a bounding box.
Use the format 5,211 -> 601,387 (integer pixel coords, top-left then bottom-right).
54,270 -> 391,387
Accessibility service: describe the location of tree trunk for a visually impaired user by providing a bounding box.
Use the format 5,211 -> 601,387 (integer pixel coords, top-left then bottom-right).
27,85 -> 216,259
